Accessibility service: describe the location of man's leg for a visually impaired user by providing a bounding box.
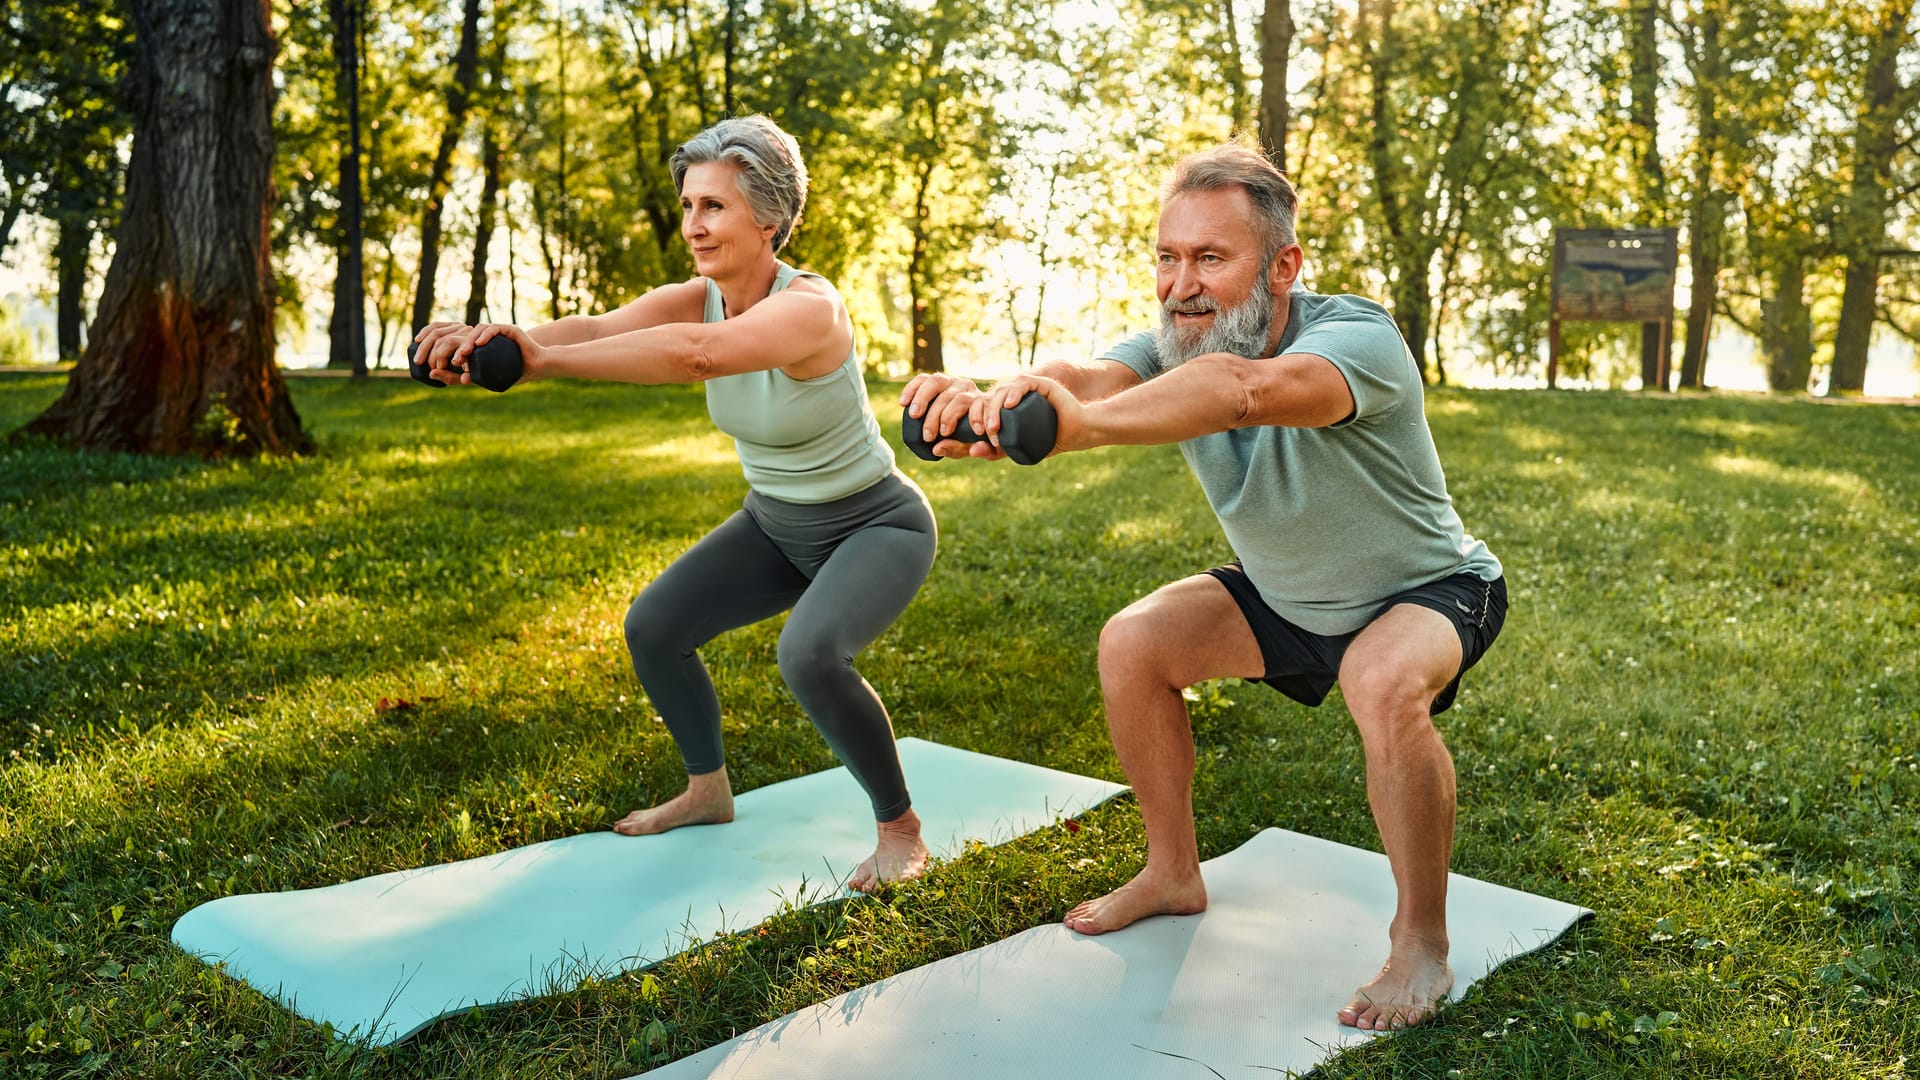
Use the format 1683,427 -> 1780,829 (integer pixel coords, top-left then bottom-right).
1333,603 -> 1464,1031
1063,574 -> 1266,934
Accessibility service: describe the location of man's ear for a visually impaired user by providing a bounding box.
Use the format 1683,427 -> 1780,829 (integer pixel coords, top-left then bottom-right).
1269,244 -> 1303,296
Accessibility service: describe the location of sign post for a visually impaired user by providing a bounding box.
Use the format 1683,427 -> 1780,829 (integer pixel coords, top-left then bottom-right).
1548,228 -> 1679,390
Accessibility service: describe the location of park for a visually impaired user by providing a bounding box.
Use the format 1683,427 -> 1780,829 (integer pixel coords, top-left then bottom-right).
3,1 -> 1917,1077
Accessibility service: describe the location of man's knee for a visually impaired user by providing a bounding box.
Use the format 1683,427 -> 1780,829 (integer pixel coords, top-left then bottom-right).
1342,665 -> 1441,741
1098,605 -> 1168,685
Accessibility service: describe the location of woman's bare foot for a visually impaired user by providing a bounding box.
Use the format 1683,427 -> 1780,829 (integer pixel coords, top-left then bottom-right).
1337,937 -> 1453,1031
849,808 -> 930,892
612,768 -> 734,836
1062,863 -> 1208,935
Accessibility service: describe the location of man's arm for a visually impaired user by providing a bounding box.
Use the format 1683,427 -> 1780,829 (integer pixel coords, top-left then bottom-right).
1011,350 -> 1355,454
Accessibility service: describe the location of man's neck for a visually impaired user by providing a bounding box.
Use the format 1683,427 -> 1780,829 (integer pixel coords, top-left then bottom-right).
1262,287 -> 1293,356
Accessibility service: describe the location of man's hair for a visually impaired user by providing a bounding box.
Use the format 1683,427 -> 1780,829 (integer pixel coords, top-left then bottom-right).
671,116 -> 809,252
1162,144 -> 1298,262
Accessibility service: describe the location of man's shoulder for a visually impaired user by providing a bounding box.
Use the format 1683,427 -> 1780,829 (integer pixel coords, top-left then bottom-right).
1292,289 -> 1397,331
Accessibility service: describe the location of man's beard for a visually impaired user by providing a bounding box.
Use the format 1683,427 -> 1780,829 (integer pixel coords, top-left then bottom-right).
1154,285 -> 1274,371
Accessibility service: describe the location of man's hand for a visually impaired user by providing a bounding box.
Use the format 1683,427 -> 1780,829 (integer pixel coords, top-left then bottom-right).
977,375 -> 1089,457
901,372 -> 988,458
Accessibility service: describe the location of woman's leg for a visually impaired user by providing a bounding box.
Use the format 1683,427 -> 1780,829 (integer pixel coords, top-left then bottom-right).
617,511 -> 807,834
777,519 -> 937,887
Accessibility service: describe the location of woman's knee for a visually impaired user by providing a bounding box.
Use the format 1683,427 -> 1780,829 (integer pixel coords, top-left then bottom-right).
625,590 -> 689,661
776,631 -> 850,699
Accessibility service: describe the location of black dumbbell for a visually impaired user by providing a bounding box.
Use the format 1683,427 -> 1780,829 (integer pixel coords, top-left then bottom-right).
901,394 -> 1058,466
407,336 -> 524,393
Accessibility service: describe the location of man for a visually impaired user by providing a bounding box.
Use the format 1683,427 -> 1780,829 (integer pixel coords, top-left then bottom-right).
901,143 -> 1506,1031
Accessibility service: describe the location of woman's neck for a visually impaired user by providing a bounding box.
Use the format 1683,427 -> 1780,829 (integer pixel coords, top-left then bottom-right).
714,253 -> 782,319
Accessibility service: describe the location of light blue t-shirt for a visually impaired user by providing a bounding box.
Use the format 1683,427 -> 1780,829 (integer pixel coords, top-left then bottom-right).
1103,288 -> 1501,636
702,263 -> 896,504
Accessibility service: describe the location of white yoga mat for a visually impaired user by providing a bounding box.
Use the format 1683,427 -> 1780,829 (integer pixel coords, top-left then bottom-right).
171,738 -> 1126,1045
643,827 -> 1593,1079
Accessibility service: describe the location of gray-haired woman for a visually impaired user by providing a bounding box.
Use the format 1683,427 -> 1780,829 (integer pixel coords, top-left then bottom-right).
414,115 -> 936,891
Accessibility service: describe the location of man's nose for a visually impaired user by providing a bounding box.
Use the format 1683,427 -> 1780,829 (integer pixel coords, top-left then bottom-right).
1167,260 -> 1203,302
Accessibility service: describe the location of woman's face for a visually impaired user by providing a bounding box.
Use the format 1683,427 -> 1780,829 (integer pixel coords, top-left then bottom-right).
680,162 -> 777,279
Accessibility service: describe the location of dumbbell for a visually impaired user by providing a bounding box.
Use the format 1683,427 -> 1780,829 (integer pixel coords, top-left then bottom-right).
407,336 -> 524,393
900,394 -> 1058,466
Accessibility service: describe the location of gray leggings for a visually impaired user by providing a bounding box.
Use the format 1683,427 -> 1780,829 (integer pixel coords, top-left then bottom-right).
624,472 -> 936,821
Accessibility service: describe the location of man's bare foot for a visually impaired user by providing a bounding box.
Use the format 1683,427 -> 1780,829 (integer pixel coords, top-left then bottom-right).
849,808 -> 929,893
1337,939 -> 1453,1031
612,769 -> 734,836
1062,864 -> 1208,935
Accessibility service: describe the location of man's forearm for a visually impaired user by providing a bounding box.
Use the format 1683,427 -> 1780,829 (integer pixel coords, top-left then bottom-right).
1026,358 -> 1135,402
1077,355 -> 1250,448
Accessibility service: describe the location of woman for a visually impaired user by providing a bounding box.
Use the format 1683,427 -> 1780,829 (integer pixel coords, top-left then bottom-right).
414,116 -> 936,891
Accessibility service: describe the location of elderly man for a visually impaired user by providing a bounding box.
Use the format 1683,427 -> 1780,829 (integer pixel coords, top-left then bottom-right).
902,143 -> 1506,1031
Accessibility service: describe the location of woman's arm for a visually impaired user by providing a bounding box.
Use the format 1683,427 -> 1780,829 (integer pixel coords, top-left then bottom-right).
484,277 -> 854,385
526,279 -> 709,348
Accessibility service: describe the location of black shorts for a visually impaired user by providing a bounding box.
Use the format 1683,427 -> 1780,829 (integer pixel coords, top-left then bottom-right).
1204,563 -> 1508,715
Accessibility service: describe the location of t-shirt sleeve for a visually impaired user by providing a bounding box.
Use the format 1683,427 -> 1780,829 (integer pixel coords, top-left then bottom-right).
1099,332 -> 1161,382
1285,303 -> 1416,426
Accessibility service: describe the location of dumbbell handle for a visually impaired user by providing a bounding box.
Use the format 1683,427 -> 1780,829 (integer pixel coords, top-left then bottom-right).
901,394 -> 1058,466
407,336 -> 524,393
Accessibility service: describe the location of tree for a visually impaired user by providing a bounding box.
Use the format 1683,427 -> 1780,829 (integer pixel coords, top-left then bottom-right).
1829,0 -> 1919,395
408,0 -> 483,335
326,0 -> 367,375
1258,0 -> 1292,172
17,0 -> 308,457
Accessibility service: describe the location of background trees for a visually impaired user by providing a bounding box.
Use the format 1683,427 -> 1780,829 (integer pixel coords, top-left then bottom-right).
4,0 -> 1919,452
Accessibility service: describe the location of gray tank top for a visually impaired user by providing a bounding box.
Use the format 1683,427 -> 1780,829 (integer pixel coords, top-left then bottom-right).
701,263 -> 895,503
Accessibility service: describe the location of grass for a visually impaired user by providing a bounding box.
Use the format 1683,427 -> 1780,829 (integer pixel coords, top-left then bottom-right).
1,371 -> 1915,1078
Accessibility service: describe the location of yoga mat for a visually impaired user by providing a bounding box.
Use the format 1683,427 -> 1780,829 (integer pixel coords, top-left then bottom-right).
171,738 -> 1126,1045
642,827 -> 1593,1079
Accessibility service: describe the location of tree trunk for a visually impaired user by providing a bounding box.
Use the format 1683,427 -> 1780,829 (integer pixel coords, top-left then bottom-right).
410,0 -> 483,336
1631,0 -> 1669,390
465,123 -> 501,324
908,157 -> 943,374
1258,0 -> 1292,172
1220,0 -> 1249,133
55,217 -> 89,359
1829,0 -> 1916,395
326,0 -> 366,376
723,0 -> 739,115
1678,3 -> 1723,390
17,0 -> 308,457
1763,255 -> 1812,393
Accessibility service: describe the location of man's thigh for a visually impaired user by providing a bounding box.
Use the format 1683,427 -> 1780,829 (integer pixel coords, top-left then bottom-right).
1337,603 -> 1464,706
1105,574 -> 1267,688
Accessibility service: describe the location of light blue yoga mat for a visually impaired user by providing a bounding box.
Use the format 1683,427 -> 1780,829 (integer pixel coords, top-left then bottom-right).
171,738 -> 1126,1045
642,827 -> 1593,1079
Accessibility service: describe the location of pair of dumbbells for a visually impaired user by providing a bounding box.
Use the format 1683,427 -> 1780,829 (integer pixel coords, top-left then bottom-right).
407,337 -> 524,392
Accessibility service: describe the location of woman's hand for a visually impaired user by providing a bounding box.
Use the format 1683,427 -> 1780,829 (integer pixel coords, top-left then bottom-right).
465,323 -> 552,384
412,321 -> 481,380
900,373 -> 985,458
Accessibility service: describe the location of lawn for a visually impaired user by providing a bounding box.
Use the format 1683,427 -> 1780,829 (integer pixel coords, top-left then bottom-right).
1,371 -> 1915,1078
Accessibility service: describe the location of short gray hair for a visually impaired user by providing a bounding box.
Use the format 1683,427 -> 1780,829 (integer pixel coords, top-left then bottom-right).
1162,144 -> 1298,262
671,116 -> 810,252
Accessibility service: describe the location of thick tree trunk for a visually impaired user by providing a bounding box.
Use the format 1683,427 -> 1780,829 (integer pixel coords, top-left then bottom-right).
1764,255 -> 1813,393
17,0 -> 308,457
908,158 -> 943,373
1259,0 -> 1292,172
1220,0 -> 1249,133
327,0 -> 366,375
1829,0 -> 1916,395
465,123 -> 501,325
55,217 -> 89,359
410,0 -> 483,335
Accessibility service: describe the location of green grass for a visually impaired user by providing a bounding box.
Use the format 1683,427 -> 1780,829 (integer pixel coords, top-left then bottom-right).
1,371 -> 1915,1078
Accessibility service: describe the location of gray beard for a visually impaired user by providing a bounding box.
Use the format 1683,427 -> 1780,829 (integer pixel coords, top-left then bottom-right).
1153,285 -> 1275,370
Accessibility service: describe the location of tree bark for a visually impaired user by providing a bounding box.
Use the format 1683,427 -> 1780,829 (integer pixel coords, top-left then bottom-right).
909,157 -> 943,373
410,0 -> 484,336
1829,0 -> 1917,395
1763,254 -> 1812,393
326,0 -> 366,376
17,0 -> 308,457
55,217 -> 89,359
1258,0 -> 1292,172
1220,0 -> 1249,133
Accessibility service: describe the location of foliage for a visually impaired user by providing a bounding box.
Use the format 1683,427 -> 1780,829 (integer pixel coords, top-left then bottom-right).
2,373 -> 1918,1075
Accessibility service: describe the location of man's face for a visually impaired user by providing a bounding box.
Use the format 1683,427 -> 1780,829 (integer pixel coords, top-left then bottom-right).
1152,187 -> 1288,368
